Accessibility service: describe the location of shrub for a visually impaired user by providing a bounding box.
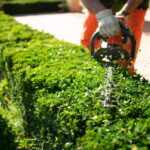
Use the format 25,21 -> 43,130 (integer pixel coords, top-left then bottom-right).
0,0 -> 63,15
0,114 -> 17,150
0,0 -> 62,4
0,11 -> 150,149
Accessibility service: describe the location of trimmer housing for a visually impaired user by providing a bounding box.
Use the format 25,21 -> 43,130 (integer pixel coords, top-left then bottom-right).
90,20 -> 136,61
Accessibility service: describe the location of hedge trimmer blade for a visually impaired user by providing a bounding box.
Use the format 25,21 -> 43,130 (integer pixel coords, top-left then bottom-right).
102,64 -> 116,108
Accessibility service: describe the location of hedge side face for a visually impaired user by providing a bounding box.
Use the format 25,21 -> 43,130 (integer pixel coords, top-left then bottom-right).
0,12 -> 150,149
0,114 -> 17,150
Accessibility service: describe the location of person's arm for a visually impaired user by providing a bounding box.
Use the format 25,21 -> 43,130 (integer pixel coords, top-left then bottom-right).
81,0 -> 120,37
117,0 -> 144,16
81,0 -> 106,13
81,0 -> 144,37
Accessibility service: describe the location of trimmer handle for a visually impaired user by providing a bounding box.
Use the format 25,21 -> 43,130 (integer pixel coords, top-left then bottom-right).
90,20 -> 136,60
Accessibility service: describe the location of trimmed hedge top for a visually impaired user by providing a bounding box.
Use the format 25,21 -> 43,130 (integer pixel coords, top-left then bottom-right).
0,12 -> 150,149
0,0 -> 62,4
0,0 -> 63,15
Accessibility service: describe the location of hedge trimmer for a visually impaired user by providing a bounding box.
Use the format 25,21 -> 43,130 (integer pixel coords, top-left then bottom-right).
90,20 -> 136,107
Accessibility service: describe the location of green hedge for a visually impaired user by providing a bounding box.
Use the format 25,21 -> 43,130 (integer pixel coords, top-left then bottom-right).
0,79 -> 18,149
0,0 -> 63,15
0,12 -> 150,149
0,0 -> 62,4
0,114 -> 17,150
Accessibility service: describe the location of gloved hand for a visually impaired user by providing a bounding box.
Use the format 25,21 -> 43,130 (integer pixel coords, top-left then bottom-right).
96,9 -> 121,37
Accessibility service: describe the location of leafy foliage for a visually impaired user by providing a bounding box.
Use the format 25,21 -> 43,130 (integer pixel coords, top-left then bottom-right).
0,0 -> 62,4
0,79 -> 18,149
0,114 -> 17,150
0,11 -> 150,149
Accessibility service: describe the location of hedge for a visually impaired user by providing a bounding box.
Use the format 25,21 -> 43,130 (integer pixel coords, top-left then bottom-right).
0,0 -> 63,15
0,12 -> 150,149
0,0 -> 62,4
0,114 -> 17,149
0,79 -> 18,149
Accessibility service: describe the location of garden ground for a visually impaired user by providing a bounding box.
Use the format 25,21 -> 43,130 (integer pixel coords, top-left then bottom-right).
14,10 -> 150,80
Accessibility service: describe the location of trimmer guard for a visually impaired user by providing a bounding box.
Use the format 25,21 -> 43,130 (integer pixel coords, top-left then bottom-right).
94,47 -> 129,61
